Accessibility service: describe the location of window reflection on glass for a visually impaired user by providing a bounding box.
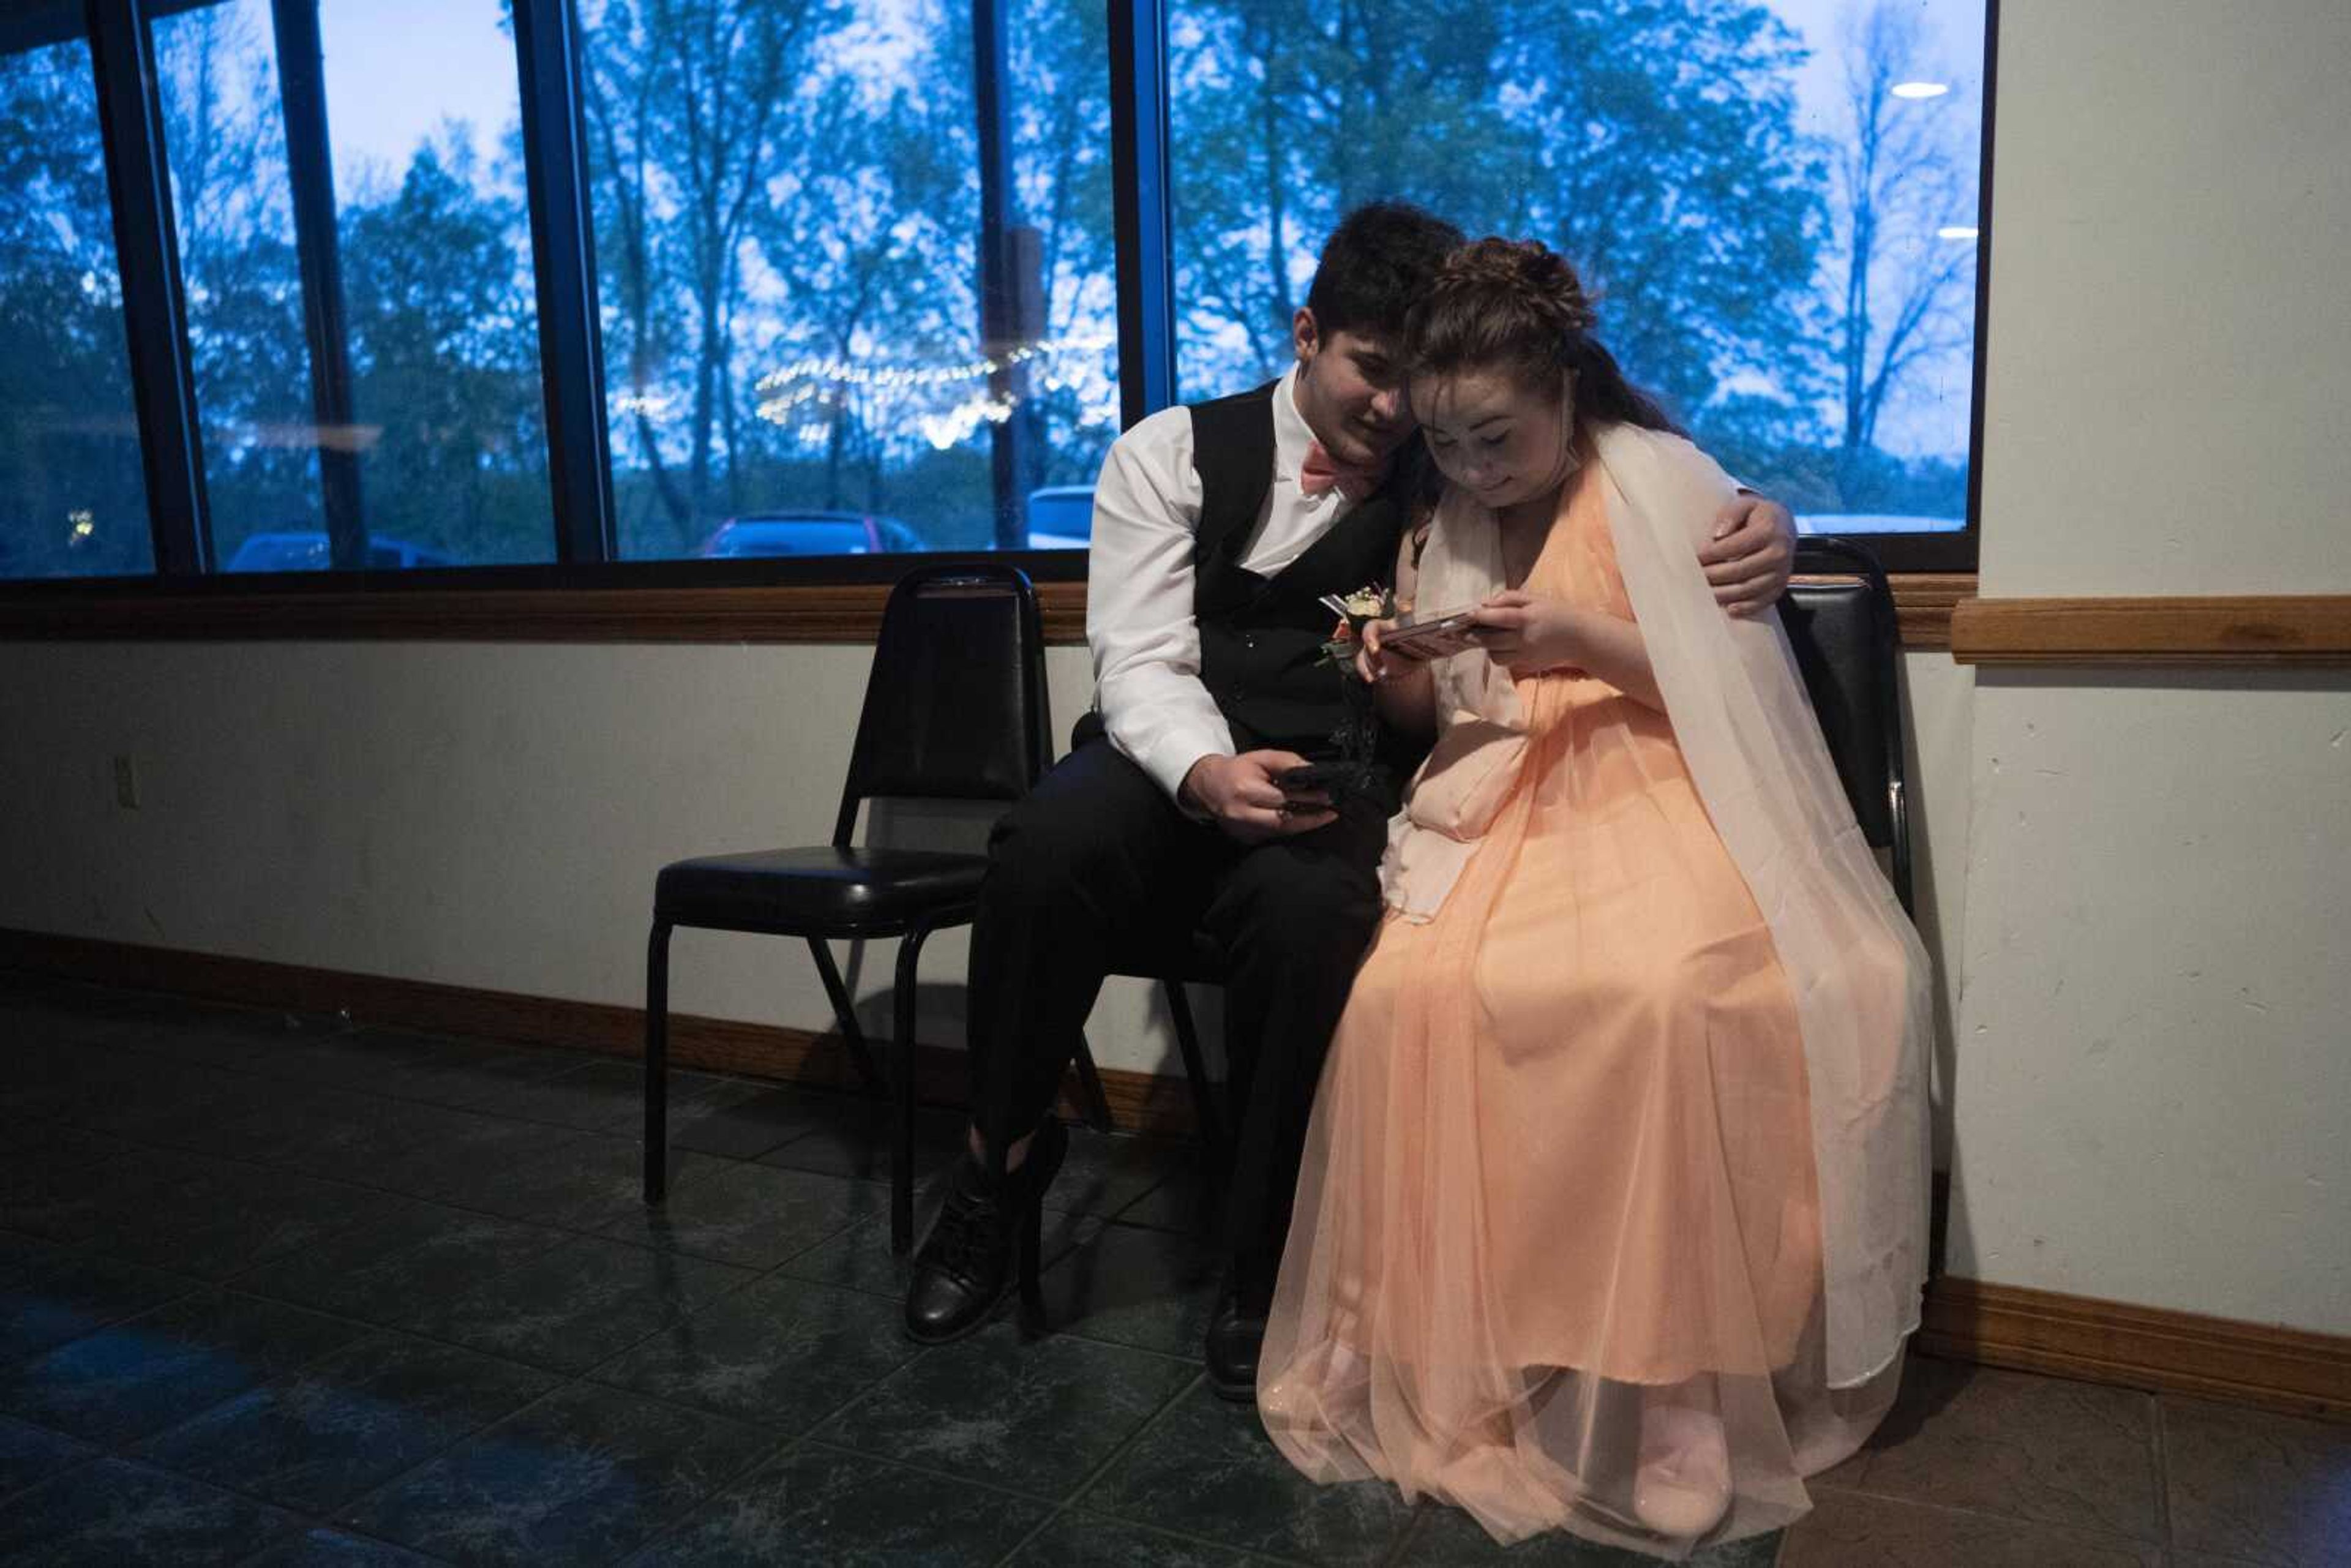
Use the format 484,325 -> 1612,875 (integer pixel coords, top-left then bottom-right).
1167,0 -> 1986,535
0,14 -> 155,580
582,0 -> 1119,560
154,0 -> 555,572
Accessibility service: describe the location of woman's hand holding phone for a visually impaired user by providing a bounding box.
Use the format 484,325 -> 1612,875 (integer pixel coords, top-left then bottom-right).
1359,610 -> 1480,682
1354,618 -> 1396,683
1468,590 -> 1584,675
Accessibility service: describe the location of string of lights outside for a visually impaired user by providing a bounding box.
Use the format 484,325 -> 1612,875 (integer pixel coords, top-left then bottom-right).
607,329 -> 1122,455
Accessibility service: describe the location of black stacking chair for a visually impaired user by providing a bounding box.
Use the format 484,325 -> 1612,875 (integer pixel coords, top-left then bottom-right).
643,564 -> 1111,1254
1104,535 -> 1918,1179
1782,535 -> 1915,915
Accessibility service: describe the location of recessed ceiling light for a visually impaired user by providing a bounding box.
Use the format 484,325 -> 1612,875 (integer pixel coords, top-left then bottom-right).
1892,81 -> 1951,99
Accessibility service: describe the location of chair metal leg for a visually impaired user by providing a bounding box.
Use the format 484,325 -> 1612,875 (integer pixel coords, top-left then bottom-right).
1070,1038 -> 1116,1133
644,920 -> 673,1204
1162,978 -> 1224,1161
888,921 -> 932,1256
808,937 -> 888,1095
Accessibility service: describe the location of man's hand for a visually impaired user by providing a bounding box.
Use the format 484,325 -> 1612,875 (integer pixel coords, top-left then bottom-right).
1699,493 -> 1796,617
1179,751 -> 1335,843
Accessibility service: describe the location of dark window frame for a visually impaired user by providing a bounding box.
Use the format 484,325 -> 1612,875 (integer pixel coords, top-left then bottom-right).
85,0 -> 212,574
2,0 -> 1990,604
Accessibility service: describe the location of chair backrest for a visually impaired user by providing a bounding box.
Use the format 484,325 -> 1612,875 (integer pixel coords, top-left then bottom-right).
833,564 -> 1054,846
1779,536 -> 1913,914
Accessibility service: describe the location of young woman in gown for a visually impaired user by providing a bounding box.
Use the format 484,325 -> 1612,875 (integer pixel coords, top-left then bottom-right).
1255,238 -> 1934,1558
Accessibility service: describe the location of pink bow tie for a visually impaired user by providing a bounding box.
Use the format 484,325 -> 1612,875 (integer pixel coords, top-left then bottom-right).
1300,441 -> 1387,501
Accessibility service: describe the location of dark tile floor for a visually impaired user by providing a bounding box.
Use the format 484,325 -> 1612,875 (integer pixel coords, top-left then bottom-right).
3,972 -> 2345,1566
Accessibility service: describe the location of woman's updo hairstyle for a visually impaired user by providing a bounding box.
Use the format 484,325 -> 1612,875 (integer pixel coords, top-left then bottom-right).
1402,237 -> 1679,435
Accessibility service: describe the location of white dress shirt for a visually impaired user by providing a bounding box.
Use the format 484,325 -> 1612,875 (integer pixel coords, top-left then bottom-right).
1086,365 -> 1376,803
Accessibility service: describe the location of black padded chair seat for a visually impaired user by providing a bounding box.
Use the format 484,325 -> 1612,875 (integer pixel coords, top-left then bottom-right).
654,846 -> 988,934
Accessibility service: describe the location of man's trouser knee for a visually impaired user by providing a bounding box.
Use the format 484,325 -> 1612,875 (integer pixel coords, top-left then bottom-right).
964,735 -> 1210,1157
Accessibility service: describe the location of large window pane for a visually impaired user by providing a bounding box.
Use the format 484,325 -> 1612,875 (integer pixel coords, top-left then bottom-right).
155,0 -> 556,573
583,0 -> 1119,561
0,11 -> 155,580
153,1 -> 321,571
1008,0 -> 1122,538
1168,0 -> 1987,536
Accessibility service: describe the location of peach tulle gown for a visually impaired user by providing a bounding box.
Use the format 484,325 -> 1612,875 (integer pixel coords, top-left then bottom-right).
1258,459 -> 1900,1556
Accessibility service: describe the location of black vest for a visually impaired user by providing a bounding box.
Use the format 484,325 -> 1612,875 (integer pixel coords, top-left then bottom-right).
1188,383 -> 1419,794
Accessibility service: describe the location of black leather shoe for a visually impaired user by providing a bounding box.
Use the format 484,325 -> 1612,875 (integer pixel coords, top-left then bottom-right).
1205,1275 -> 1272,1401
902,1117 -> 1068,1344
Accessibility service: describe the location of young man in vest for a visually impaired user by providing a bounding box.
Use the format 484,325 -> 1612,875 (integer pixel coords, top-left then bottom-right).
905,203 -> 1798,1395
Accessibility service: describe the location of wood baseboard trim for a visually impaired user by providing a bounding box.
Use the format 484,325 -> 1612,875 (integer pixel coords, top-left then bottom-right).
1951,594 -> 2351,666
1919,1275 -> 2350,1420
13,927 -> 2347,1418
0,927 -> 1202,1139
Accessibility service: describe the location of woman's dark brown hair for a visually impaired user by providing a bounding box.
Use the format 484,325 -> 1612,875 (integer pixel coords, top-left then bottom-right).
1402,238 -> 1681,435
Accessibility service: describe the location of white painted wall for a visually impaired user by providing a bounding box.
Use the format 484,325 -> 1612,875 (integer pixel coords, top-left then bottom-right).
1945,0 -> 2351,1334
1950,674 -> 2349,1329
0,637 -> 1971,1095
1973,0 -> 2351,596
0,640 -> 1132,1063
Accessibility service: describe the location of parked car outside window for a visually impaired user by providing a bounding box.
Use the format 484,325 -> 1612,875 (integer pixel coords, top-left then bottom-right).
1024,486 -> 1094,550
697,511 -> 924,558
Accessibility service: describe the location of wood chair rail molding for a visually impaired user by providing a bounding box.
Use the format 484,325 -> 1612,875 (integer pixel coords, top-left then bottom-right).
0,572 -> 1975,650
1952,594 -> 2351,666
7,925 -> 2346,1421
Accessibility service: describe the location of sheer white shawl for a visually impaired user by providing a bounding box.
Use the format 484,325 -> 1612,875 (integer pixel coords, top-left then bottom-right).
1379,421 -> 1933,1389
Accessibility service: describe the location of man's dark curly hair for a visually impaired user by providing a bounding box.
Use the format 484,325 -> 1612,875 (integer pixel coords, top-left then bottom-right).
1303,201 -> 1466,344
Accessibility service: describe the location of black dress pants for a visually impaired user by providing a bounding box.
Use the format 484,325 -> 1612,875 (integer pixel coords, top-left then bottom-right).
964,731 -> 1391,1280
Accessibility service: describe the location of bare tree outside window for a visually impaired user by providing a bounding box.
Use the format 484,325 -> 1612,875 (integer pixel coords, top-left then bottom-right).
138,0 -> 557,573
1827,0 -> 1979,512
583,0 -> 1122,561
155,2 -> 321,569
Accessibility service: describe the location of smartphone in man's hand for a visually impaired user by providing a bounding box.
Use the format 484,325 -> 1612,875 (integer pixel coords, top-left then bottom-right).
1278,763 -> 1347,795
